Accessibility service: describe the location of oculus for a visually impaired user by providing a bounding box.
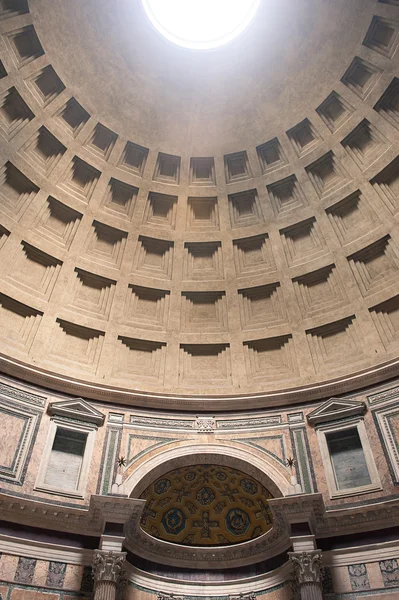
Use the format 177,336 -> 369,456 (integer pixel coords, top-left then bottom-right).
141,0 -> 261,50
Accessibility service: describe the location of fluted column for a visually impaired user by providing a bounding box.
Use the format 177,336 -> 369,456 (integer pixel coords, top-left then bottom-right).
288,550 -> 324,600
93,550 -> 126,600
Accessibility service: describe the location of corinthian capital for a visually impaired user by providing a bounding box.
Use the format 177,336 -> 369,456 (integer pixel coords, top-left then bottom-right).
93,550 -> 126,584
289,550 -> 323,586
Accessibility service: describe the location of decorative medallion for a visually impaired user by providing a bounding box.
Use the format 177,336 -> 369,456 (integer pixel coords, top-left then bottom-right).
226,508 -> 250,536
161,508 -> 186,535
140,464 -> 273,546
154,478 -> 171,495
197,487 -> 216,505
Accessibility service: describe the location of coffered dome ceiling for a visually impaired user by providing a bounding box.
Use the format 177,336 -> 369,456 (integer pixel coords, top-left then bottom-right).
139,465 -> 273,546
1,0 -> 399,408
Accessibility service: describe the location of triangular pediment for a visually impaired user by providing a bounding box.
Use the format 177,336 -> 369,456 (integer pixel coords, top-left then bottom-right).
307,397 -> 366,425
48,398 -> 105,426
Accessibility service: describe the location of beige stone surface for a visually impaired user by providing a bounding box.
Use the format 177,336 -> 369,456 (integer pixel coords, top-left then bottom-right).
0,0 -> 399,407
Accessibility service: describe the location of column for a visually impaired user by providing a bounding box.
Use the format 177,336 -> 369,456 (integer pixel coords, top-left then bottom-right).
288,550 -> 324,600
93,550 -> 127,600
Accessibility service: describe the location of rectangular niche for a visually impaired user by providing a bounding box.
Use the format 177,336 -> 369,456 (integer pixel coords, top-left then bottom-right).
370,155 -> 399,214
143,191 -> 178,229
0,86 -> 34,140
0,161 -> 39,220
363,16 -> 399,58
33,196 -> 82,249
189,157 -> 216,186
125,284 -> 170,331
0,224 -> 10,250
114,337 -> 167,382
306,315 -> 363,372
341,57 -> 382,99
55,97 -> 90,138
286,118 -> 321,158
21,126 -> 66,176
5,25 -> 44,68
238,282 -> 287,330
179,343 -> 231,386
50,319 -> 104,373
347,235 -> 399,296
316,91 -> 354,132
181,291 -> 228,332
280,217 -> 327,267
0,293 -> 42,353
267,174 -> 306,218
224,151 -> 251,183
292,264 -> 347,318
153,152 -> 180,184
84,220 -> 127,269
306,151 -> 349,199
85,122 -> 117,161
233,233 -> 276,277
183,241 -> 224,281
118,141 -> 148,177
243,335 -> 298,381
69,268 -> 116,320
341,119 -> 389,170
133,235 -> 174,280
228,188 -> 263,228
0,60 -> 6,78
257,137 -> 288,174
6,241 -> 62,300
27,65 -> 65,107
59,156 -> 101,203
326,190 -> 379,245
370,294 -> 399,349
102,177 -> 138,220
186,196 -> 219,230
0,0 -> 29,20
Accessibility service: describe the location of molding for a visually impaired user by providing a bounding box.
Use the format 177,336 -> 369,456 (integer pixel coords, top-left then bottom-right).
2,352 -> 399,412
0,533 -> 94,565
0,381 -> 46,407
323,539 -> 399,567
2,492 -> 399,570
373,404 -> 399,484
48,398 -> 105,426
307,397 -> 367,425
127,562 -> 292,595
0,396 -> 42,485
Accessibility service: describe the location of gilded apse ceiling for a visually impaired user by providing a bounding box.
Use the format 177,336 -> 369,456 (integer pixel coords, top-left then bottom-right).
139,465 -> 274,546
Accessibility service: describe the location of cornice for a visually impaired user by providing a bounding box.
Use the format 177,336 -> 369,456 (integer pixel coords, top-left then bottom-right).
2,492 -> 399,570
1,352 -> 399,412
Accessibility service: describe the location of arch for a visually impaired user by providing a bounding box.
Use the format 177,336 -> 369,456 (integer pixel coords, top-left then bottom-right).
124,442 -> 290,498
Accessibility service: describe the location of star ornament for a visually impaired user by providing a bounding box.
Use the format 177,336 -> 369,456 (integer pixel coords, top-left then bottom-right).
117,456 -> 127,468
286,457 -> 295,468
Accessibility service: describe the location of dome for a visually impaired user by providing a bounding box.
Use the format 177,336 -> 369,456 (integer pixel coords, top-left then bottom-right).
1,3 -> 399,600
0,0 -> 398,412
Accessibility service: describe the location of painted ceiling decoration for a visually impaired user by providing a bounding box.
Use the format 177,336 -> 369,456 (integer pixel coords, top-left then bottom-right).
139,464 -> 274,546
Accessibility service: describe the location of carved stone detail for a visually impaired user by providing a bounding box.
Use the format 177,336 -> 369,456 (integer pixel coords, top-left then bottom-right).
289,551 -> 324,600
93,551 -> 126,585
195,415 -> 215,432
157,594 -> 183,600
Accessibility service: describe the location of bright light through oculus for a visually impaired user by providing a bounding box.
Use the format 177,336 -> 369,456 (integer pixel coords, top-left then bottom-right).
141,0 -> 261,50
